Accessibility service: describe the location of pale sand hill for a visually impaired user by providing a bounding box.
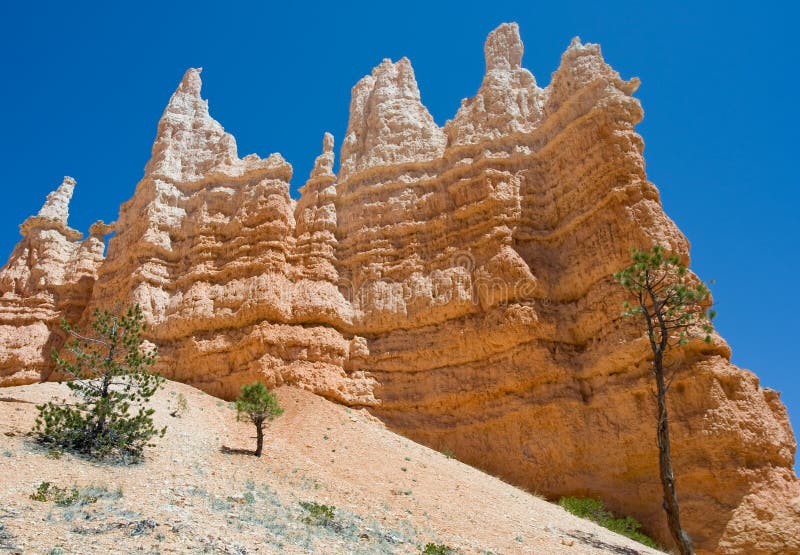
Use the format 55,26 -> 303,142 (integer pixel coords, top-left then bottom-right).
0,381 -> 663,554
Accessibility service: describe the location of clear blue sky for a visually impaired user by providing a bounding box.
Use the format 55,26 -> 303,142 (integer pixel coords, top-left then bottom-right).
1,1 -> 797,466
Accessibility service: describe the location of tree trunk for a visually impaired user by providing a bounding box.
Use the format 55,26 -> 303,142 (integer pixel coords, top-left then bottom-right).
654,354 -> 694,555
254,422 -> 264,457
93,369 -> 112,441
94,322 -> 117,441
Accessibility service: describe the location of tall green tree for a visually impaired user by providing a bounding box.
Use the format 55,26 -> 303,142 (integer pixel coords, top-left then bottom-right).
235,381 -> 283,457
614,245 -> 715,555
33,305 -> 165,460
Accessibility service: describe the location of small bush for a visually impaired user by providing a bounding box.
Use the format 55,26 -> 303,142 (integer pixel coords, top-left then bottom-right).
30,482 -> 97,506
558,497 -> 608,521
558,497 -> 659,549
422,543 -> 456,555
299,501 -> 336,526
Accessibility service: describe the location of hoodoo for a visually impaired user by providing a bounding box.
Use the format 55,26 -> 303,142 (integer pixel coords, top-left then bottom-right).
0,23 -> 797,554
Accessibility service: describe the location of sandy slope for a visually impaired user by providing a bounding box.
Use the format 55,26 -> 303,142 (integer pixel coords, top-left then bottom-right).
0,381 -> 663,554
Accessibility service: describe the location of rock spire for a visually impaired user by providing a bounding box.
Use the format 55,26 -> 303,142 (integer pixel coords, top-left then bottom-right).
339,57 -> 446,180
445,22 -> 545,145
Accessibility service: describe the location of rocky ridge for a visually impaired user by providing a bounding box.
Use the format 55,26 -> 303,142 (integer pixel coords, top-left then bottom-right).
0,22 -> 797,554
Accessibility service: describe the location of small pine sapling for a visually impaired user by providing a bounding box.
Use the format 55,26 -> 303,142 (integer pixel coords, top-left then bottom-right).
235,382 -> 283,457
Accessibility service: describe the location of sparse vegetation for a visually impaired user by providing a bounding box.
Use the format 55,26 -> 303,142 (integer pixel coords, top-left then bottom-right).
615,245 -> 715,555
299,500 -> 336,527
32,305 -> 166,461
30,482 -> 98,506
559,497 -> 659,549
422,542 -> 457,554
235,381 -> 283,457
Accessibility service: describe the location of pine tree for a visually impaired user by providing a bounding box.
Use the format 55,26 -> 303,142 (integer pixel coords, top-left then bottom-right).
614,245 -> 715,555
33,305 -> 166,461
235,382 -> 283,457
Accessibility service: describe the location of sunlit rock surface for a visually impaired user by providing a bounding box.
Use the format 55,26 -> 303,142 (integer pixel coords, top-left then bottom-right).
0,24 -> 797,555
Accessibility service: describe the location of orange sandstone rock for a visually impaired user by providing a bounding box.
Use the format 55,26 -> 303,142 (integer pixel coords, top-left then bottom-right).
0,23 -> 796,555
84,69 -> 375,405
0,177 -> 110,385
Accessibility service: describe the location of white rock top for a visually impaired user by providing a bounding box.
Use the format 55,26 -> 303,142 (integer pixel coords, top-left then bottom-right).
445,22 -> 544,146
20,176 -> 82,240
339,57 -> 446,180
36,176 -> 75,225
143,68 -> 291,185
311,132 -> 335,178
144,68 -> 239,183
484,22 -> 523,71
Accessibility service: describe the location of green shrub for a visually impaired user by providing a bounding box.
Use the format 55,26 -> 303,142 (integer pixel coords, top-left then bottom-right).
299,501 -> 335,526
30,482 -> 97,506
32,305 -> 165,461
558,497 -> 659,549
422,543 -> 456,555
558,497 -> 608,521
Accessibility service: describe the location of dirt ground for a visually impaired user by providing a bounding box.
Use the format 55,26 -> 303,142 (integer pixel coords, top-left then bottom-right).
0,380 -> 663,554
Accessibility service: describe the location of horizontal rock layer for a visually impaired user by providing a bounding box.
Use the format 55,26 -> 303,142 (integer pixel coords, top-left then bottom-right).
0,22 -> 796,554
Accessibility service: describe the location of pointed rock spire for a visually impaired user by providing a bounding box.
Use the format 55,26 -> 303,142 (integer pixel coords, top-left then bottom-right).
445,22 -> 545,146
545,37 -> 640,114
295,131 -> 340,284
484,22 -> 523,71
144,68 -> 239,183
19,177 -> 82,240
176,65 -> 203,99
311,132 -> 335,178
339,57 -> 446,180
36,176 -> 75,225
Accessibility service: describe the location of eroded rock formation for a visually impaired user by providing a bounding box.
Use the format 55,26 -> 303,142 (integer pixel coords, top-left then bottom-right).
84,69 -> 375,404
0,22 -> 797,554
0,177 -> 111,385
